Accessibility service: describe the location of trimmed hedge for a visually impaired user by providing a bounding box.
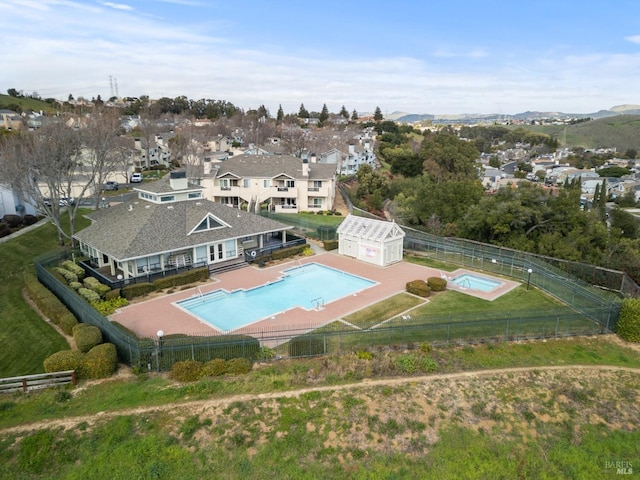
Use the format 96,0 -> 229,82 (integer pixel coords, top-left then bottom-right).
78,287 -> 101,303
226,357 -> 252,375
84,343 -> 118,378
24,274 -> 79,333
202,358 -> 227,376
73,324 -> 103,353
152,267 -> 209,290
617,298 -> 640,342
54,267 -> 79,284
83,276 -> 102,289
61,260 -> 85,279
406,280 -> 431,298
43,350 -> 86,377
427,276 -> 447,292
59,313 -> 79,335
122,282 -> 155,299
322,239 -> 339,251
169,360 -> 204,382
288,334 -> 326,357
91,297 -> 129,316
271,244 -> 307,261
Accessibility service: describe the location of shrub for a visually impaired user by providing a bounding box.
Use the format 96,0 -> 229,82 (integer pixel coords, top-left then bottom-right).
406,280 -> 431,298
169,360 -> 204,382
59,312 -> 79,335
73,324 -> 103,353
78,287 -> 101,303
271,244 -> 308,261
420,357 -> 439,373
427,276 -> 447,292
43,350 -> 86,377
323,239 -> 339,251
152,267 -> 209,290
105,288 -> 121,301
61,260 -> 85,279
0,225 -> 10,238
288,334 -> 326,357
84,343 -> 118,378
69,281 -> 82,291
91,297 -> 129,316
83,276 -> 102,290
54,267 -> 78,284
202,358 -> 227,377
617,298 -> 640,342
121,282 -> 154,299
22,214 -> 38,226
394,354 -> 419,373
2,214 -> 22,228
226,357 -> 252,375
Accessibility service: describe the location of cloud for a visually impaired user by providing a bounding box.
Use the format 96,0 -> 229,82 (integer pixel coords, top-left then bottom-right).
625,35 -> 640,44
98,1 -> 134,11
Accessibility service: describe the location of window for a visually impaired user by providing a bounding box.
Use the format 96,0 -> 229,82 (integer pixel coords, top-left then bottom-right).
220,179 -> 230,190
263,179 -> 270,188
188,192 -> 202,199
193,214 -> 224,232
217,244 -> 223,260
225,239 -> 236,257
313,180 -> 322,189
243,179 -> 250,188
312,198 -> 322,208
160,195 -> 175,202
286,180 -> 295,188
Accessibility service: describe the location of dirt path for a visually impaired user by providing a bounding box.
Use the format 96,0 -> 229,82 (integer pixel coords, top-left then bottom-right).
3,364 -> 639,436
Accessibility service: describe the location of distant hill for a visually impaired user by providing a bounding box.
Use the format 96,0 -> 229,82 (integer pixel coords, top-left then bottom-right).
512,114 -> 640,151
0,94 -> 58,115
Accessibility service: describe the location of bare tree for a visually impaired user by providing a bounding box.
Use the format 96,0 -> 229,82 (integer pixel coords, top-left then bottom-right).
170,125 -> 205,182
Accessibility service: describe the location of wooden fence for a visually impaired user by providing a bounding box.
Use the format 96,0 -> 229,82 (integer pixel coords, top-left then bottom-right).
0,370 -> 76,394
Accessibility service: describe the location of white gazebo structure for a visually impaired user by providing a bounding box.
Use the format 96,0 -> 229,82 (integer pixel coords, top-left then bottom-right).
336,214 -> 405,267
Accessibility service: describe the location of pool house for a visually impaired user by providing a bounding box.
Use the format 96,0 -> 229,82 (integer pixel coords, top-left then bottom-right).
336,214 -> 405,267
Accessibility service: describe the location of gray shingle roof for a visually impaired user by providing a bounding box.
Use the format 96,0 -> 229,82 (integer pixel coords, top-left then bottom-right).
74,198 -> 293,261
215,154 -> 336,180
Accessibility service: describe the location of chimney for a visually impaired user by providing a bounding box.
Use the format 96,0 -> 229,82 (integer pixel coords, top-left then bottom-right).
169,171 -> 188,190
302,158 -> 309,177
310,152 -> 317,163
134,138 -> 141,150
203,159 -> 211,175
348,144 -> 355,155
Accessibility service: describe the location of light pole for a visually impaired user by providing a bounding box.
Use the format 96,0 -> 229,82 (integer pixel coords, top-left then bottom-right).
527,268 -> 533,291
156,330 -> 164,372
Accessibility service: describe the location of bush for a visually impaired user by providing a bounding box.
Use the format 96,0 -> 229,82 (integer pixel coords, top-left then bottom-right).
83,276 -> 102,289
54,267 -> 78,284
169,360 -> 204,382
202,358 -> 227,377
394,354 -> 418,373
43,350 -> 86,377
105,288 -> 122,301
420,357 -> 439,373
288,334 -> 326,357
59,312 -> 79,335
2,214 -> 22,228
91,297 -> 129,316
323,239 -> 339,251
73,324 -> 103,353
152,267 -> 209,290
427,277 -> 447,292
0,225 -> 10,238
61,260 -> 85,279
617,298 -> 640,342
69,281 -> 82,291
271,244 -> 308,261
226,357 -> 252,375
84,343 -> 118,378
78,287 -> 101,303
406,280 -> 431,298
122,282 -> 154,299
22,214 -> 38,226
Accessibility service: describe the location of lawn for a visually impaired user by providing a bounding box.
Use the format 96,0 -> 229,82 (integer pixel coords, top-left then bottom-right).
0,211 -> 92,377
260,211 -> 344,238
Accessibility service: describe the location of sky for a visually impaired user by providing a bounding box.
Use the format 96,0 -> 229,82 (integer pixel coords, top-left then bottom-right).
2,0 -> 640,116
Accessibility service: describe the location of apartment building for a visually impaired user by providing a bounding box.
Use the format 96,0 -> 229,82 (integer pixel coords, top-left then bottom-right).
201,154 -> 336,213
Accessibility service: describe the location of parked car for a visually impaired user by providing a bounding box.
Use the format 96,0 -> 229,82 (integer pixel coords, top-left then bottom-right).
43,197 -> 75,207
130,173 -> 143,183
103,181 -> 119,191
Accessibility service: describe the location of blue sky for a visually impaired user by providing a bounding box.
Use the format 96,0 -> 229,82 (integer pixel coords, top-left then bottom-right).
2,0 -> 640,115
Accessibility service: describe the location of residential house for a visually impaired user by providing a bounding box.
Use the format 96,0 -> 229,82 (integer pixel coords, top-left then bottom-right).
74,171 -> 294,283
201,154 -> 336,213
0,109 -> 23,130
133,133 -> 173,170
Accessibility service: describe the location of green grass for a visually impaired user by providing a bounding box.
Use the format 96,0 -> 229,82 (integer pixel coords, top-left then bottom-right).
261,212 -> 344,235
341,293 -> 425,329
0,93 -> 58,114
0,211 -> 92,377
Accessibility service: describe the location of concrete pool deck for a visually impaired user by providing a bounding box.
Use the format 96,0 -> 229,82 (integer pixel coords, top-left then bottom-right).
108,252 -> 521,339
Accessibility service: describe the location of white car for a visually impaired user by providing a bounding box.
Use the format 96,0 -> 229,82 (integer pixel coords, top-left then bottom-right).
130,173 -> 143,183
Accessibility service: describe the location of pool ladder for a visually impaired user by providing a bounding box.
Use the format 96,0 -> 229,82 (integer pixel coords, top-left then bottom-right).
311,297 -> 324,311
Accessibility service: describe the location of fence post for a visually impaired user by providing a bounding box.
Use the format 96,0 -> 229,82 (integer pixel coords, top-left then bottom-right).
555,317 -> 559,339
22,378 -> 28,393
505,318 -> 510,342
446,323 -> 450,345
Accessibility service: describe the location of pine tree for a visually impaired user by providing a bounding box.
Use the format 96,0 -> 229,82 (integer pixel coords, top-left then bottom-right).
374,106 -> 383,121
340,105 -> 349,119
298,103 -> 309,118
276,104 -> 284,123
318,103 -> 329,126
351,109 -> 359,121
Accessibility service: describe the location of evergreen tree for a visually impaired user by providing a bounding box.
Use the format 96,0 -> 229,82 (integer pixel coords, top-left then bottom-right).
276,104 -> 284,124
340,105 -> 349,119
351,109 -> 359,121
374,106 -> 383,121
318,103 -> 329,126
298,103 -> 309,118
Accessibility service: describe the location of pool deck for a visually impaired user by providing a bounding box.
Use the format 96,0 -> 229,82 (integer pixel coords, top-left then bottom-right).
109,252 -> 521,340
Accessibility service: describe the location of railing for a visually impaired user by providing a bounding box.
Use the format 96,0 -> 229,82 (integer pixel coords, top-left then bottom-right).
0,370 -> 76,394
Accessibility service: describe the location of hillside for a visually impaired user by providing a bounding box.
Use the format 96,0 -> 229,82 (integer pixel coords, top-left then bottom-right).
0,94 -> 58,115
512,114 -> 640,151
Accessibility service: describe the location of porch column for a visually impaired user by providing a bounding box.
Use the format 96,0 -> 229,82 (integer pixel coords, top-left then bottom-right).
282,230 -> 287,244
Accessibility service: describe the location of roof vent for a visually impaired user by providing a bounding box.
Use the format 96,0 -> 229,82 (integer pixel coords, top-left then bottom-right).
145,205 -> 150,209
128,205 -> 133,212
167,205 -> 174,210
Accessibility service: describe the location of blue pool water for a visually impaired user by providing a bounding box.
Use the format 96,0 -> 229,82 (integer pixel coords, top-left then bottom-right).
451,273 -> 502,292
176,263 -> 376,331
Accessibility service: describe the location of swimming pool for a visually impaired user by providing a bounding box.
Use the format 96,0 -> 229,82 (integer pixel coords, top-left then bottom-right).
176,263 -> 376,331
451,273 -> 502,292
